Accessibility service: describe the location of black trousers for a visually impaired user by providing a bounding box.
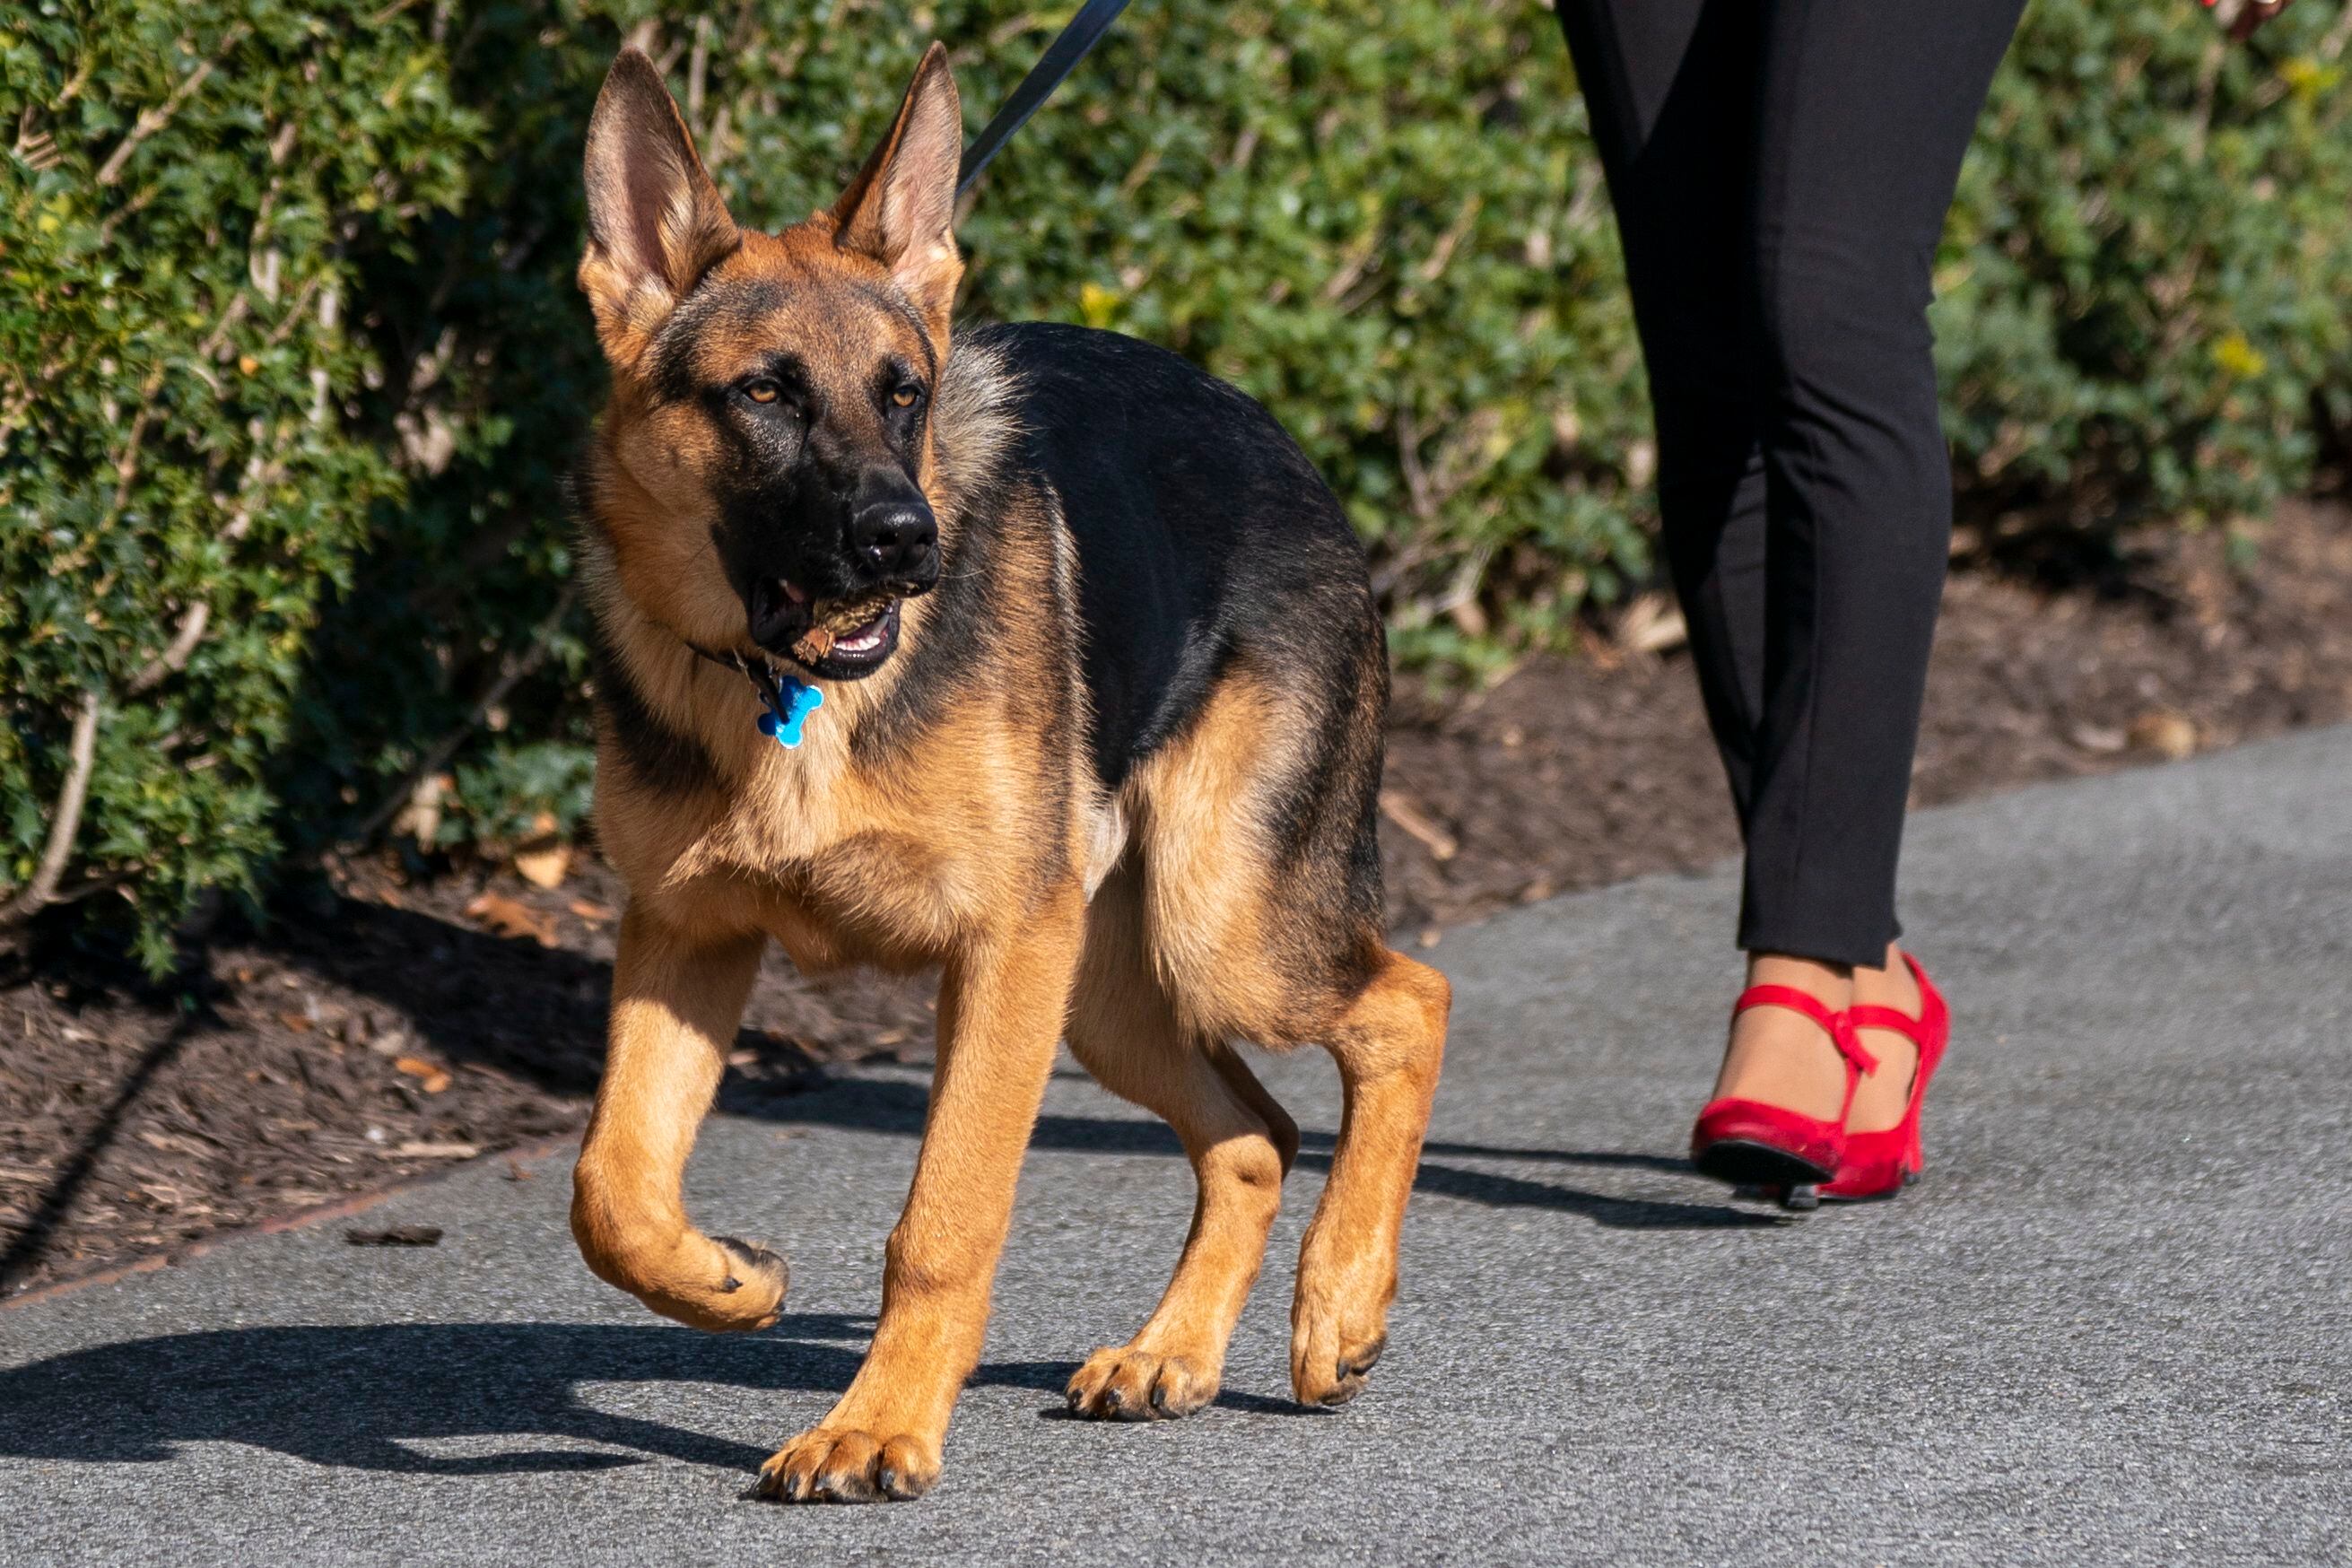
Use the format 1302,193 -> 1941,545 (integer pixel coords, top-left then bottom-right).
1557,0 -> 2024,967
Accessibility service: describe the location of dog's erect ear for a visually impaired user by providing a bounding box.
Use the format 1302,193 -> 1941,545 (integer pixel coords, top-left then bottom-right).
831,43 -> 963,335
579,48 -> 741,369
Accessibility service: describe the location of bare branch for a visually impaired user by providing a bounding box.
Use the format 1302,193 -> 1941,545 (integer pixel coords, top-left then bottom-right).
196,292 -> 252,361
105,365 -> 168,518
1396,406 -> 1435,522
95,22 -> 250,187
2323,1 -> 2352,61
127,603 -> 212,695
355,584 -> 582,845
49,869 -> 138,906
1416,194 -> 1484,284
0,692 -> 103,928
2184,33 -> 2227,164
687,13 -> 712,130
120,440 -> 284,699
92,180 -> 161,248
1380,788 -> 1459,862
1320,230 -> 1380,305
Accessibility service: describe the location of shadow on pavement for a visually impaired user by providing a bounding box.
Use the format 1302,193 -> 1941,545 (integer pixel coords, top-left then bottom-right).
1393,1159 -> 1781,1229
0,1318 -> 1086,1476
750,1076 -> 1780,1232
0,1010 -> 205,1294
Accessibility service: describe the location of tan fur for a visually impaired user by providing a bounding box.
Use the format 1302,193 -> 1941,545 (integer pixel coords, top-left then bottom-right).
1062,675 -> 1450,1417
568,45 -> 1448,1504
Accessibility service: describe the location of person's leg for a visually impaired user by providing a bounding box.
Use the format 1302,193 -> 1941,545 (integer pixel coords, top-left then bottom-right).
1738,0 -> 2024,967
1558,2 -> 1869,1125
1555,0 -> 1771,817
1729,0 -> 2024,1128
1561,0 -> 2021,1140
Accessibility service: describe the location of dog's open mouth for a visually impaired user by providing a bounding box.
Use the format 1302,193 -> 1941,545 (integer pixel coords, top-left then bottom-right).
752,580 -> 902,680
801,596 -> 900,675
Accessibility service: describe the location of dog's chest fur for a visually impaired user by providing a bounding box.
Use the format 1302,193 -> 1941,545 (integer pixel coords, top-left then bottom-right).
598,624 -> 1101,971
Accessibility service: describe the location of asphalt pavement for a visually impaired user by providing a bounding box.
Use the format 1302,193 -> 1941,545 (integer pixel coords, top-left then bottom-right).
3,727 -> 2347,1565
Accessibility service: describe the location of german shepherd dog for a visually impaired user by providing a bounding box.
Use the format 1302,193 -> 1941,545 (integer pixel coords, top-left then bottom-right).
571,43 -> 1450,1503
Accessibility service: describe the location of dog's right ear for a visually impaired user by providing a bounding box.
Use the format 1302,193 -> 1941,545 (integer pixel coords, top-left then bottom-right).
579,48 -> 740,370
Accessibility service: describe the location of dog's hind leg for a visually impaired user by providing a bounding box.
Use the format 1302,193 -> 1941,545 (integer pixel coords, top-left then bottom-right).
571,907 -> 786,1332
1288,947 -> 1450,1407
1059,860 -> 1296,1421
1126,666 -> 1450,1410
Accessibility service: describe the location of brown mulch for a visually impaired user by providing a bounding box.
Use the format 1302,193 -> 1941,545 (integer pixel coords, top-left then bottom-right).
4,498 -> 2348,1300
1380,497 -> 2352,932
0,861 -> 934,1300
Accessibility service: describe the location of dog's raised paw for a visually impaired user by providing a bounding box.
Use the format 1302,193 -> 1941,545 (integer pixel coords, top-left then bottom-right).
1064,1346 -> 1218,1421
755,1427 -> 937,1504
698,1234 -> 788,1328
712,1235 -> 788,1295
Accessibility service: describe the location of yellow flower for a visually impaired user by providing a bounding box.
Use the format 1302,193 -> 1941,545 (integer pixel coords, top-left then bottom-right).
1078,282 -> 1120,330
2211,332 -> 2268,380
2278,57 -> 2342,102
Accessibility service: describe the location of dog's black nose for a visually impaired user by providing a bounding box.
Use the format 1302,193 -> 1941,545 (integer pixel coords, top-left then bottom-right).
849,501 -> 937,588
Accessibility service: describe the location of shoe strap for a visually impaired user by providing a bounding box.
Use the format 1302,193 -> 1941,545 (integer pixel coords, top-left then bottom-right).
1846,1002 -> 1926,1044
1732,984 -> 1878,1077
1848,954 -> 1940,1046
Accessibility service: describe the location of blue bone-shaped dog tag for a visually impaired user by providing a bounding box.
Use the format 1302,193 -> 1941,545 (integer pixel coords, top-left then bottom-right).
756,677 -> 823,747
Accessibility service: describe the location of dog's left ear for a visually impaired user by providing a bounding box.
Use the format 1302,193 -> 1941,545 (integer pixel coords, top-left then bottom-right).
832,43 -> 964,336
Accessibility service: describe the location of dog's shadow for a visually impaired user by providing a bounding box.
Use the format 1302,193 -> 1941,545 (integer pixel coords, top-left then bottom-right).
0,1317 -> 1094,1477
750,1074 -> 1785,1233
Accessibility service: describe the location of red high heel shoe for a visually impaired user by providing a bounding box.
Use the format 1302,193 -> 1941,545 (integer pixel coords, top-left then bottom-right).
1690,985 -> 1877,1189
1818,954 -> 1949,1201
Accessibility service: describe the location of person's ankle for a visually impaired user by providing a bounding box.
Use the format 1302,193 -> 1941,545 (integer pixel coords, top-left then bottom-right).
1711,954 -> 1858,1121
1848,943 -> 1925,1133
1747,952 -> 1856,1001
1853,943 -> 1921,1015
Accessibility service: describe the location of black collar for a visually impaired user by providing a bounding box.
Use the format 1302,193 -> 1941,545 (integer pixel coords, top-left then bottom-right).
686,639 -> 795,716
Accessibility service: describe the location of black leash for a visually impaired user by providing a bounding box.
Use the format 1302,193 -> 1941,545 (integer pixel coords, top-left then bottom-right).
956,0 -> 1133,199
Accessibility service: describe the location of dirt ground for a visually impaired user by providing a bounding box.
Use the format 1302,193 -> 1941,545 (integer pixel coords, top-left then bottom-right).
1382,497 -> 2352,932
5,498 -> 2348,1298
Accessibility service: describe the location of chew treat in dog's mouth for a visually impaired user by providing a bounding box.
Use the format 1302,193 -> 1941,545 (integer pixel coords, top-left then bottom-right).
790,592 -> 897,666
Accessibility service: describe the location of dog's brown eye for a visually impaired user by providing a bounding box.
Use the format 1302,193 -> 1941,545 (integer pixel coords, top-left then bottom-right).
745,379 -> 780,405
891,386 -> 920,409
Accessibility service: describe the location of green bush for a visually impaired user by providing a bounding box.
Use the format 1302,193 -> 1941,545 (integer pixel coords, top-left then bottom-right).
0,2 -> 475,968
1944,1 -> 2352,528
6,0 -> 2348,966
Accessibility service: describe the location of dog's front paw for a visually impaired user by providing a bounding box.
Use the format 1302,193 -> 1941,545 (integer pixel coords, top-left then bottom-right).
701,1235 -> 789,1325
571,1188 -> 789,1333
754,1427 -> 939,1503
1290,1241 -> 1392,1407
621,1233 -> 788,1334
1064,1345 -> 1219,1421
